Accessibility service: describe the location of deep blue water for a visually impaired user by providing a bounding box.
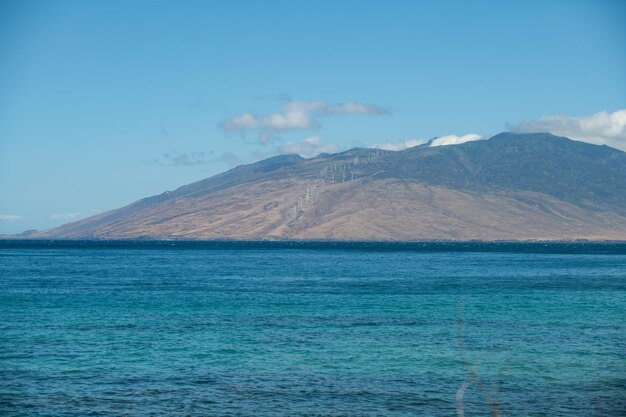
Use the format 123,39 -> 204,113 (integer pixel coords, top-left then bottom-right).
1,241 -> 625,416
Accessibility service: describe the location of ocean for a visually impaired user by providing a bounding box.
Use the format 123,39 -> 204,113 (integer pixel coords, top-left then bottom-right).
1,241 -> 625,416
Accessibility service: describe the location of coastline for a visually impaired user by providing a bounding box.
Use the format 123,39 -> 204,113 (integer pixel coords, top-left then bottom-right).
2,238 -> 626,254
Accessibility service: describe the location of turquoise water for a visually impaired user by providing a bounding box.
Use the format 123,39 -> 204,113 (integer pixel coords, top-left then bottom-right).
1,241 -> 625,416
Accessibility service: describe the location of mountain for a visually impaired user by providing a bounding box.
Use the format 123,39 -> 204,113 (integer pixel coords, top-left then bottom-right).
27,133 -> 626,241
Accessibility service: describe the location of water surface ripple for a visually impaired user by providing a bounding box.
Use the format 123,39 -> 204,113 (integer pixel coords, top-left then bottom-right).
1,241 -> 625,416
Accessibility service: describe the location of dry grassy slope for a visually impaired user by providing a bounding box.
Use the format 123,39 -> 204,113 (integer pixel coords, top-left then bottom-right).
283,179 -> 626,240
37,178 -> 309,239
37,176 -> 626,240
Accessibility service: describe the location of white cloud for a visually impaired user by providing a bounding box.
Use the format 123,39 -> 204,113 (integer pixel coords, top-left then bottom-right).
50,212 -> 86,221
222,112 -> 259,131
509,109 -> 626,151
374,134 -> 483,150
156,151 -> 211,166
147,150 -> 243,167
50,210 -> 99,222
327,102 -> 390,115
429,133 -> 484,147
374,139 -> 426,151
278,136 -> 339,158
221,99 -> 390,143
0,214 -> 24,222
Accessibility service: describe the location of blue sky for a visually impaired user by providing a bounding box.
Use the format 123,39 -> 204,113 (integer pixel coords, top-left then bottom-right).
1,0 -> 625,233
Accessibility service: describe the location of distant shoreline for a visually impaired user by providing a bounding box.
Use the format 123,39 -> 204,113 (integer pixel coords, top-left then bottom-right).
2,239 -> 626,254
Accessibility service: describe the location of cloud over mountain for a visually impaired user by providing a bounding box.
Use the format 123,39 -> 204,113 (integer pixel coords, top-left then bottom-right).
221,100 -> 391,143
374,134 -> 483,151
429,134 -> 484,147
375,139 -> 426,151
509,109 -> 626,151
278,136 -> 339,158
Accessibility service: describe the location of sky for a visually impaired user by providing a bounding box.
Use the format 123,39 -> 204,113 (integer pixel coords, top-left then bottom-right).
1,0 -> 625,234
